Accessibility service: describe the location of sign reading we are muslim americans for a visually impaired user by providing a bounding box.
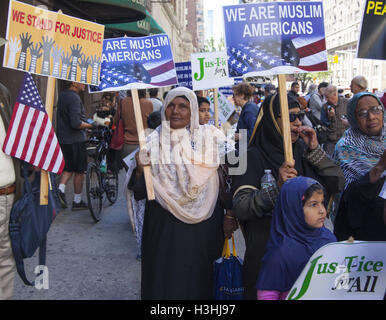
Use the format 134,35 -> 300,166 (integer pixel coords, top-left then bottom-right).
3,0 -> 105,85
287,241 -> 386,300
89,34 -> 178,92
223,1 -> 328,77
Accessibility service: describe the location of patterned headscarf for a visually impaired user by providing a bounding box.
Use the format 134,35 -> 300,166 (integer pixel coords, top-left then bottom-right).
334,92 -> 386,188
145,87 -> 228,224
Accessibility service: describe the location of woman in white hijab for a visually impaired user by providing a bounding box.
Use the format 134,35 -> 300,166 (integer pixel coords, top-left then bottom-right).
127,87 -> 233,299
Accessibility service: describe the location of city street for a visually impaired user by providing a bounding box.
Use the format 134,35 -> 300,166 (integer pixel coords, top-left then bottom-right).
13,171 -> 246,300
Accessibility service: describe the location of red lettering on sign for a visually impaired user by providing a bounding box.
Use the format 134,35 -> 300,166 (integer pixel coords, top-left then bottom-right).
12,9 -> 25,24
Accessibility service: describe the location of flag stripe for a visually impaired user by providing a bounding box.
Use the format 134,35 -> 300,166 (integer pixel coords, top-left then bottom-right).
15,107 -> 36,159
297,39 -> 326,59
20,108 -> 40,161
29,115 -> 48,166
299,51 -> 327,67
10,104 -> 29,157
34,118 -> 51,167
298,61 -> 328,72
42,132 -> 58,170
47,143 -> 60,172
24,112 -> 45,163
150,78 -> 179,87
147,60 -> 175,77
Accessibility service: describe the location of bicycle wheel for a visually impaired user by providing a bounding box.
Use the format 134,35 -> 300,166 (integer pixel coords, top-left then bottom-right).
86,162 -> 103,222
105,166 -> 118,204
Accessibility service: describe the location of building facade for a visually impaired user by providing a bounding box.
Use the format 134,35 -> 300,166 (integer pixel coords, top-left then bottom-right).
324,0 -> 386,92
186,0 -> 205,52
149,0 -> 194,62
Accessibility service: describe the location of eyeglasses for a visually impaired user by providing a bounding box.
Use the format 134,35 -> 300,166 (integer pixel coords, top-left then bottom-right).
355,106 -> 384,119
289,112 -> 305,122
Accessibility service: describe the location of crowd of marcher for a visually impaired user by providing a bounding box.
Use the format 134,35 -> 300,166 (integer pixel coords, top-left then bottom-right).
1,66 -> 385,300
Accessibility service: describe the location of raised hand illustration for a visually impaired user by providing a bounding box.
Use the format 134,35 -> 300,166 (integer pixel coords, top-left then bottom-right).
6,37 -> 21,68
28,42 -> 43,74
17,32 -> 33,70
68,44 -> 83,81
40,36 -> 55,75
51,45 -> 64,78
78,54 -> 91,83
90,54 -> 102,85
61,52 -> 71,79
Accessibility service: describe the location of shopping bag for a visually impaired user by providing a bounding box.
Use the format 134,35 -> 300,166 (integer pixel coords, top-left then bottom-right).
213,234 -> 244,300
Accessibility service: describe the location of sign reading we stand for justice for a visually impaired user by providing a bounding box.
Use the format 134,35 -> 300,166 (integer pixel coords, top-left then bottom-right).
3,0 -> 105,85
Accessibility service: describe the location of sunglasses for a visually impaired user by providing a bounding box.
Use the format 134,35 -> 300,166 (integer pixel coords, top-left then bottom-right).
355,106 -> 383,119
289,112 -> 305,122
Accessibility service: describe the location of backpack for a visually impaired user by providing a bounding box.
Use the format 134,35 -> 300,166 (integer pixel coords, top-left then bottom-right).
8,163 -> 60,286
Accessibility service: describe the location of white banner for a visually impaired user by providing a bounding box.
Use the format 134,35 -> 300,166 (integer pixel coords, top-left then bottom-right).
191,51 -> 234,91
287,241 -> 386,300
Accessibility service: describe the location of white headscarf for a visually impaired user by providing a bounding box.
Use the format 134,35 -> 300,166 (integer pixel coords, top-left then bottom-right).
145,87 -> 227,224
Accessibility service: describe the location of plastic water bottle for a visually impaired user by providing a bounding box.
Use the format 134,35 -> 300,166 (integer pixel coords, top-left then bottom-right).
100,157 -> 107,174
261,169 -> 277,190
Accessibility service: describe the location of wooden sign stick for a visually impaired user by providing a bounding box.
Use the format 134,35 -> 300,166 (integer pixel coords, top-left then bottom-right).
213,88 -> 219,128
132,88 -> 155,200
277,74 -> 294,165
40,76 -> 56,205
40,10 -> 62,205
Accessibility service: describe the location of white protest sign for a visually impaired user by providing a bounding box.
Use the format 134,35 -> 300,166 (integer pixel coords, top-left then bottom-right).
191,51 -> 234,91
287,241 -> 386,300
207,90 -> 236,124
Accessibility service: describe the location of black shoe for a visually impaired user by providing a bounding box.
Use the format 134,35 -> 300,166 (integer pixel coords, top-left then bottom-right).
58,190 -> 67,209
72,200 -> 88,211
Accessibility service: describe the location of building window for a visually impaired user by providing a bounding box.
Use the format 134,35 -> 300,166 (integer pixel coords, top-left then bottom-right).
373,65 -> 379,76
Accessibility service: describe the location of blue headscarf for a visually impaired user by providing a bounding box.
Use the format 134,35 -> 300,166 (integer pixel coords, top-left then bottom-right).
256,177 -> 336,292
334,92 -> 385,188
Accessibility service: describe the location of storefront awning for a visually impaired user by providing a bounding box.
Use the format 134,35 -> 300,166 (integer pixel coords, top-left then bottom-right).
60,0 -> 147,24
105,10 -> 165,36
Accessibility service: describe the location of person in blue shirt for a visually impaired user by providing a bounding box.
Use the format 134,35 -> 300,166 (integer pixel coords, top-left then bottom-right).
233,83 -> 259,150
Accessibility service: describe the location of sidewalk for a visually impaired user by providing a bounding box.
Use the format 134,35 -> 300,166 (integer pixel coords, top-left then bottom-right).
12,170 -> 245,300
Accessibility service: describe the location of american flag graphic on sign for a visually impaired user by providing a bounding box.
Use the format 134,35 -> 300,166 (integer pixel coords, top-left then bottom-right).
90,60 -> 177,92
2,73 -> 65,174
227,36 -> 327,77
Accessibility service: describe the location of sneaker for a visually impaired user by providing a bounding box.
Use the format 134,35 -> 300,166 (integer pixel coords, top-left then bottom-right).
58,190 -> 67,209
72,200 -> 88,211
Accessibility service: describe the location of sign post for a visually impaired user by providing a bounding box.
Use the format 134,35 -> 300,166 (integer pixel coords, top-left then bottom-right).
213,88 -> 219,128
132,88 -> 155,200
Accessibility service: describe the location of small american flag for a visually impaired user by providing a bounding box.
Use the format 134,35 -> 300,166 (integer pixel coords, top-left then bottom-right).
92,60 -> 177,91
227,36 -> 327,77
2,73 -> 65,174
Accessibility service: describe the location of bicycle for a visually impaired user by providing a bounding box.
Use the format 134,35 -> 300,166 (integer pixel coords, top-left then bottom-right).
85,126 -> 119,222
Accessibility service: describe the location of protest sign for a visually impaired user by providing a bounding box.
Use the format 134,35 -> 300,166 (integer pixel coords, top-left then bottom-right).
3,0 -> 104,85
175,61 -> 193,90
357,0 -> 386,60
89,34 -> 178,92
219,77 -> 243,96
223,1 -> 328,77
287,241 -> 386,300
208,90 -> 236,124
191,51 -> 234,91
